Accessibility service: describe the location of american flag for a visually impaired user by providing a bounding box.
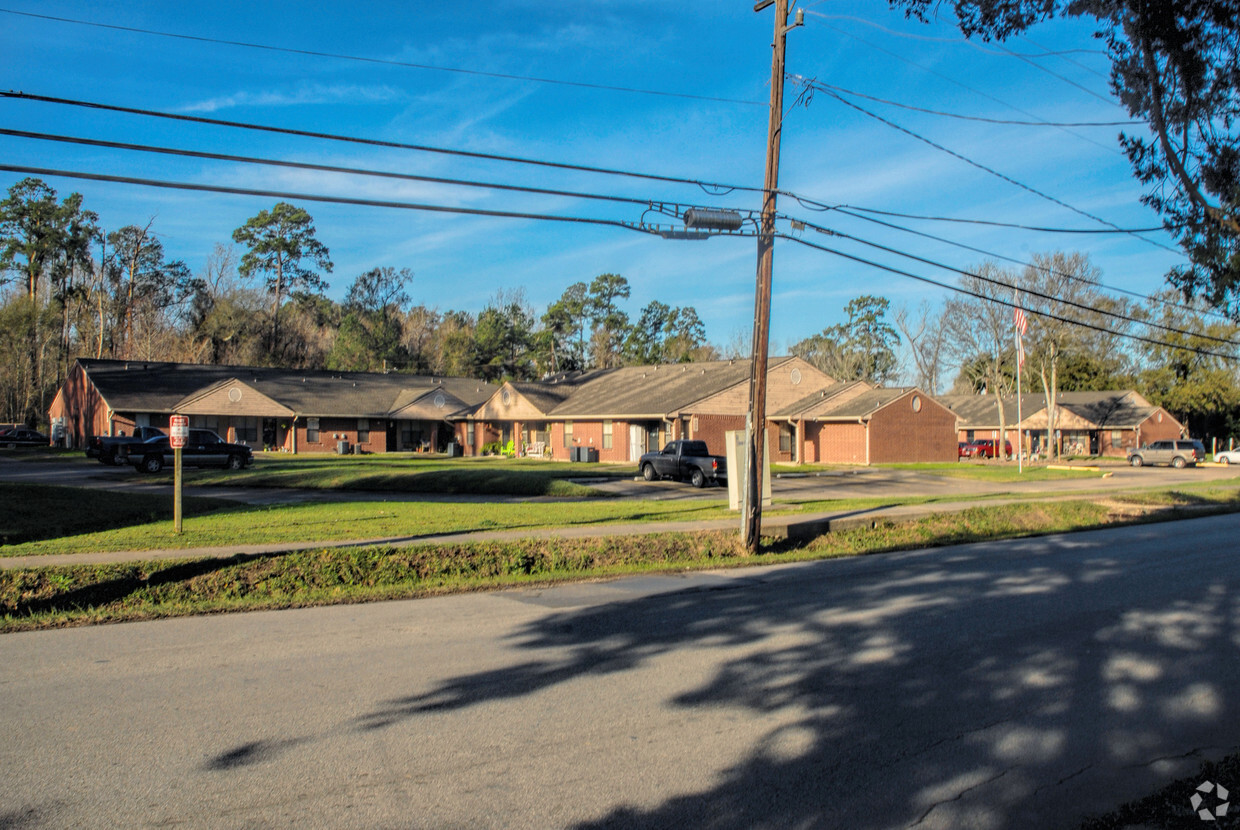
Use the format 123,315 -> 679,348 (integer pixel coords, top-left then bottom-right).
1014,307 -> 1028,336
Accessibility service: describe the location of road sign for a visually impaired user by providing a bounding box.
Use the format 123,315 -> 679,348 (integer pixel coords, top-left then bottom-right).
170,415 -> 189,449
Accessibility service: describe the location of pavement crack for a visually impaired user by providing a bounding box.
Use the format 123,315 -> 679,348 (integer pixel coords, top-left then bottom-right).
1123,745 -> 1224,770
1029,764 -> 1093,798
906,767 -> 1015,828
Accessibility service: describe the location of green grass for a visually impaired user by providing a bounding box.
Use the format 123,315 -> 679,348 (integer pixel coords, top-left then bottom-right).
0,483 -> 237,546
5,490 -> 1240,632
874,462 -> 1115,481
0,482 -> 737,556
185,453 -> 636,496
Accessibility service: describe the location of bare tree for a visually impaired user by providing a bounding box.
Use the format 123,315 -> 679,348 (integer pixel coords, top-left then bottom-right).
895,301 -> 949,393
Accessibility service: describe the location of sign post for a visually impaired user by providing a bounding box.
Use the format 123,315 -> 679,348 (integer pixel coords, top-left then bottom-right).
170,415 -> 188,534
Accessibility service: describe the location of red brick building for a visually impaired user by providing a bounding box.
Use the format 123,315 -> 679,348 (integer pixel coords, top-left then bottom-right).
938,390 -> 1185,457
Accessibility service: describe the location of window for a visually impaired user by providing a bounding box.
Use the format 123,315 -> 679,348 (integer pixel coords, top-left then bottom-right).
602,420 -> 613,450
235,417 -> 258,443
357,418 -> 370,443
563,421 -> 574,448
1111,430 -> 1122,448
779,423 -> 792,453
466,422 -> 475,449
306,417 -> 320,443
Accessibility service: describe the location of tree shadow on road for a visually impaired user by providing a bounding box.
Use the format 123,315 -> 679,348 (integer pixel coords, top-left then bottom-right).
349,516 -> 1240,829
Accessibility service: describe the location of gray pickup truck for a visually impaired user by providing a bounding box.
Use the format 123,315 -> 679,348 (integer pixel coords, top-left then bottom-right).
639,439 -> 726,488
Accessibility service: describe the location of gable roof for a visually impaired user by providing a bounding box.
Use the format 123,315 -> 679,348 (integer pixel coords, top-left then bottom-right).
74,358 -> 493,419
937,390 -> 1173,431
547,358 -> 825,419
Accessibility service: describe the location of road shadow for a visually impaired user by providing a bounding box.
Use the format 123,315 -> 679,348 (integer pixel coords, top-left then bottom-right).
349,515 -> 1240,828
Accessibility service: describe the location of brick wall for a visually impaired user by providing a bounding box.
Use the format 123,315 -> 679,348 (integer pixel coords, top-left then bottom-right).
814,421 -> 868,464
868,392 -> 958,463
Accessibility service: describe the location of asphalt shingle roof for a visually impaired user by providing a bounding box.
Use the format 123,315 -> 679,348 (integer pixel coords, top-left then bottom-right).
77,359 -> 494,418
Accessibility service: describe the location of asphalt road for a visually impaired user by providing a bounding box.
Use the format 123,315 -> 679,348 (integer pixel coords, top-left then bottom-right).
3,515 -> 1238,829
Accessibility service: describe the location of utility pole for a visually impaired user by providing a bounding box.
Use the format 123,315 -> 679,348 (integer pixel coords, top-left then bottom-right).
743,0 -> 800,551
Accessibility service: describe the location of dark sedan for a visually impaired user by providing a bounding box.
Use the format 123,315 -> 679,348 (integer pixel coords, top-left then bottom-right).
0,427 -> 48,448
128,429 -> 254,473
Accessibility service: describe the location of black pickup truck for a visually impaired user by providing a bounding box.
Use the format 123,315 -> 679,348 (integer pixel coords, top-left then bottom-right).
86,425 -> 167,465
128,429 -> 254,473
638,439 -> 727,488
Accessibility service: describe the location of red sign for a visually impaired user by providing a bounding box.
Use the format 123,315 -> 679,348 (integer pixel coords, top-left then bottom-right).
170,415 -> 189,449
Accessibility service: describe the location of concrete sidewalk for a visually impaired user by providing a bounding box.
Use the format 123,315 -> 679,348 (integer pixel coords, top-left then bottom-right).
0,491 -> 1118,570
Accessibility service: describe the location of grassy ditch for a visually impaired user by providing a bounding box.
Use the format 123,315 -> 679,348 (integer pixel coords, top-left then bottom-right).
5,491 -> 1240,632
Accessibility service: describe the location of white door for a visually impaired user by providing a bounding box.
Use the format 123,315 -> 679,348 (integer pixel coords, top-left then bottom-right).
629,424 -> 644,461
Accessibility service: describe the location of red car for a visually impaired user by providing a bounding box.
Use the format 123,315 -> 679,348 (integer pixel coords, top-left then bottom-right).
961,439 -> 1012,459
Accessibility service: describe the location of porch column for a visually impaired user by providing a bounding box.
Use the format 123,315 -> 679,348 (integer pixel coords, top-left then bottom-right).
795,418 -> 804,465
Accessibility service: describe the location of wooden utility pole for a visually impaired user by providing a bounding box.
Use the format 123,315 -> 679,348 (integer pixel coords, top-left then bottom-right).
743,0 -> 798,551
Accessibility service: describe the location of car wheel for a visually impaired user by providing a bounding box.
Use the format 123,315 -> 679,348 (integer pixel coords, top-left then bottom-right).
1129,456 -> 1143,467
226,454 -> 245,470
5,442 -> 15,449
1220,456 -> 1231,465
642,463 -> 656,482
140,455 -> 164,474
1172,456 -> 1186,468
691,469 -> 706,488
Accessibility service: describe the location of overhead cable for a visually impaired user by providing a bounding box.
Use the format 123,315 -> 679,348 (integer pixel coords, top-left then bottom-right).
0,128 -> 658,208
2,91 -> 1175,238
780,233 -> 1239,361
797,78 -> 1141,127
787,216 -> 1240,347
0,163 -> 693,236
0,91 -> 752,194
830,206 -> 1235,324
800,79 -> 1179,252
0,8 -> 766,108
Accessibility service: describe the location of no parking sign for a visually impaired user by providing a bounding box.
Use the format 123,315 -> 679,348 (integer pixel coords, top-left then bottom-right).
170,415 -> 189,449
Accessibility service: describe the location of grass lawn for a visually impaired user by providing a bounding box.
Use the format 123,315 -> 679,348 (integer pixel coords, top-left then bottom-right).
0,482 -> 736,556
186,452 -> 637,496
4,486 -> 1240,632
871,462 -> 1117,482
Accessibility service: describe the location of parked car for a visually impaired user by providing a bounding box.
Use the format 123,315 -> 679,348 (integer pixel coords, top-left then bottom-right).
0,427 -> 48,448
961,439 -> 1012,459
128,429 -> 254,473
86,425 -> 166,465
1215,449 -> 1240,465
639,439 -> 726,488
1127,439 -> 1205,468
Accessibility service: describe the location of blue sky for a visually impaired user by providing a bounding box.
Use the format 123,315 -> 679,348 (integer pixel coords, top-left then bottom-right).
0,1 -> 1183,366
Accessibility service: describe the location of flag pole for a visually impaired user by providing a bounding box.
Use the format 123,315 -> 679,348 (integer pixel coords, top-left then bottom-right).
1015,291 -> 1024,474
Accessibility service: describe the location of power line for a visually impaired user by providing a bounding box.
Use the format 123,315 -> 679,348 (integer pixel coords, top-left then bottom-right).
802,10 -> 1108,58
797,78 -> 1141,127
0,163 -> 714,237
2,91 -> 1177,238
0,127 -> 659,209
787,216 -> 1240,347
0,7 -> 766,108
780,233 -> 1240,361
829,206 -> 1235,325
0,91 -> 754,195
805,17 -> 1125,156
800,79 -> 1181,252
823,202 -> 1171,234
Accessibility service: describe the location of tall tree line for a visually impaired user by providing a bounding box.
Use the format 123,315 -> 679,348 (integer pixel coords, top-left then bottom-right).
0,181 -> 715,426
